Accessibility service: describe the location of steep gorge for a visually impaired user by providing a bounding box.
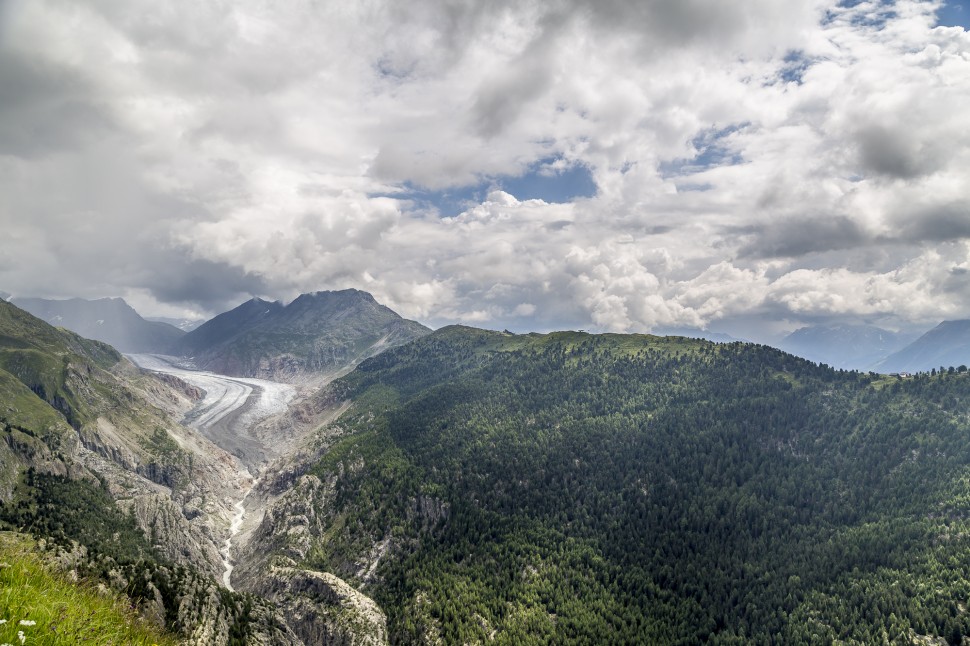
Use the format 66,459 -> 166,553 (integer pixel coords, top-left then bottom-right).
130,351 -> 388,643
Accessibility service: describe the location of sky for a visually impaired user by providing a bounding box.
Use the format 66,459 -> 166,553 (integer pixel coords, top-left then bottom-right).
1,0 -> 969,341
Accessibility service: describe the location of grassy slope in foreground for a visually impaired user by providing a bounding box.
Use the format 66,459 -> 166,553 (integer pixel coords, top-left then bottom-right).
0,531 -> 177,646
294,326 -> 970,645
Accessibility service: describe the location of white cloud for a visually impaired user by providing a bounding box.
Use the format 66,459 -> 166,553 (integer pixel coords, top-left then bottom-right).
765,244 -> 970,323
1,0 -> 969,338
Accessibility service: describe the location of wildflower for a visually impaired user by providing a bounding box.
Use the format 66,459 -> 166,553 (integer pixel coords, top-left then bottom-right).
0,619 -> 6,624
17,631 -> 24,645
17,620 -> 35,626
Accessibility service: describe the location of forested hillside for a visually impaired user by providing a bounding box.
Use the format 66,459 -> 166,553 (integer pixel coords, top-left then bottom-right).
259,326 -> 970,644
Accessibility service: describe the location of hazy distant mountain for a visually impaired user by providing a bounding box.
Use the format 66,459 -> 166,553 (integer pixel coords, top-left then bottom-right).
175,297 -> 284,359
173,289 -> 431,381
146,316 -> 206,332
776,324 -> 916,371
875,320 -> 970,373
656,326 -> 741,344
11,297 -> 184,354
0,291 -> 9,301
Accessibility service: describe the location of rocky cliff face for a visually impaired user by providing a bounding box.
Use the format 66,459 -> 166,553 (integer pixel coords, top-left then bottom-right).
0,414 -> 81,499
0,301 -> 255,637
235,474 -> 336,583
254,566 -> 388,646
233,472 -> 389,646
120,494 -> 226,580
229,395 -> 395,644
69,359 -> 248,577
44,536 -> 304,646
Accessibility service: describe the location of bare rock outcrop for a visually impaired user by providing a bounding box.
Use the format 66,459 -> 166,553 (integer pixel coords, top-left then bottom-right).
119,494 -> 224,579
253,566 -> 389,646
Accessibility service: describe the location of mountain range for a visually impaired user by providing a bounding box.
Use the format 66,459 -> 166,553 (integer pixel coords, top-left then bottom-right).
10,296 -> 185,354
5,292 -> 970,642
8,291 -> 431,384
146,315 -> 206,332
775,321 -> 970,373
776,323 -> 917,370
172,289 -> 431,381
0,299 -> 268,631
0,298 -> 374,643
13,291 -> 970,375
875,319 -> 970,373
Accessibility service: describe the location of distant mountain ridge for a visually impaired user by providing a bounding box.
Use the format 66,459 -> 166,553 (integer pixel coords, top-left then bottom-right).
876,319 -> 970,373
777,324 -> 915,371
176,297 -> 283,358
146,316 -> 205,332
11,297 -> 184,354
656,326 -> 742,344
173,289 -> 431,382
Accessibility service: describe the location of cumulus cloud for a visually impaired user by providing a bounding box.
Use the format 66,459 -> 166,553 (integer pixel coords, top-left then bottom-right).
1,0 -> 970,340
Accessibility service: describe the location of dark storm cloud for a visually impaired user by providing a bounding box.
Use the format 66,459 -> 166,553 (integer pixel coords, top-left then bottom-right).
471,41 -> 556,138
136,256 -> 272,313
736,216 -> 867,259
0,52 -> 116,157
941,265 -> 970,297
855,124 -> 941,180
896,202 -> 970,242
569,0 -> 754,44
380,0 -> 817,90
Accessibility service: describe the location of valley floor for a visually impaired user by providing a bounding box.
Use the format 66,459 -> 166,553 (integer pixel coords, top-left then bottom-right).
127,353 -> 297,591
127,354 -> 296,468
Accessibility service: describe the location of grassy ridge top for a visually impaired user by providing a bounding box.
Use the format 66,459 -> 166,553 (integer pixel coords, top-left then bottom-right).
0,300 -> 120,369
341,324 -> 804,405
0,531 -> 176,645
418,324 -> 712,354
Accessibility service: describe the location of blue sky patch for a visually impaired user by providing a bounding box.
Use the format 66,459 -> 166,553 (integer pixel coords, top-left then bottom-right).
823,0 -> 897,28
395,158 -> 597,217
779,50 -> 812,85
659,124 -> 747,179
397,182 -> 486,216
501,160 -> 597,203
937,0 -> 970,28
